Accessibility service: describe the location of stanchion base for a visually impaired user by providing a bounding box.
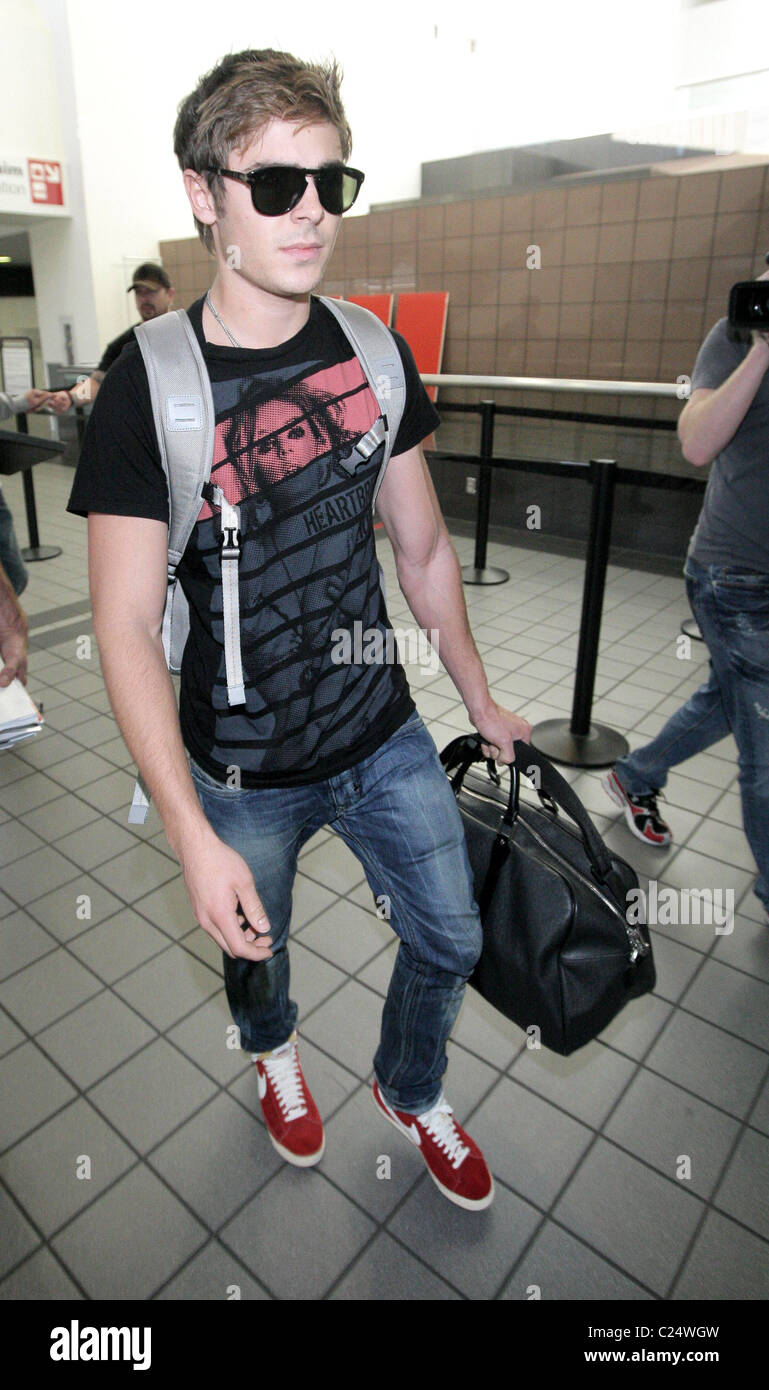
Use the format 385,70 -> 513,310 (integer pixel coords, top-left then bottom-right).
21,545 -> 62,562
680,617 -> 704,642
461,565 -> 508,586
529,718 -> 629,768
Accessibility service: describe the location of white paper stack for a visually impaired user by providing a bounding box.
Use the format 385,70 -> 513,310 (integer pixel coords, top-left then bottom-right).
0,678 -> 44,749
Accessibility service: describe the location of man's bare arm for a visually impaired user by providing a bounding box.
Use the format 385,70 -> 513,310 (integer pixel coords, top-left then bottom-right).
52,372 -> 105,413
375,445 -> 531,764
678,334 -> 769,467
88,513 -> 272,960
0,560 -> 27,687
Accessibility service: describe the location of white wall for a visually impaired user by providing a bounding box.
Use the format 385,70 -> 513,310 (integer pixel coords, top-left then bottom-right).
678,0 -> 769,87
0,0 -> 101,376
4,0 -> 765,354
62,0 -> 687,346
0,0 -> 64,156
0,297 -> 44,384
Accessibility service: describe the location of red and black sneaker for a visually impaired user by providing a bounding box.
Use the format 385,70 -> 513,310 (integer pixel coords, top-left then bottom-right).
254,1032 -> 325,1167
602,769 -> 672,848
372,1079 -> 494,1211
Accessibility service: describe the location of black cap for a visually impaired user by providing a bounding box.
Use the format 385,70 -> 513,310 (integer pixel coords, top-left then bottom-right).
127,262 -> 171,292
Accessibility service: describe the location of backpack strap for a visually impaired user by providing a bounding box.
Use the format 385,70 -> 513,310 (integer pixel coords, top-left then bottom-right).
134,309 -> 216,573
211,484 -> 246,705
129,309 -> 216,822
317,297 -> 407,506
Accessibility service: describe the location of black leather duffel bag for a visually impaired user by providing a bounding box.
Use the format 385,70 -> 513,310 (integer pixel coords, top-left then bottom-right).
440,734 -> 655,1055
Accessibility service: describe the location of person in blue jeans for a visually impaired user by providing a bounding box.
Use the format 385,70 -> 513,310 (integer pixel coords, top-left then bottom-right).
68,49 -> 530,1211
604,273 -> 769,919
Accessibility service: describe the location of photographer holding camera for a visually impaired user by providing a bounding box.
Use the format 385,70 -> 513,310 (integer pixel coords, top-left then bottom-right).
603,263 -> 769,923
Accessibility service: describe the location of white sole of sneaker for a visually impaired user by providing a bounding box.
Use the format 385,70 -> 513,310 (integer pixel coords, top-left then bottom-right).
430,1171 -> 495,1212
601,772 -> 671,848
372,1085 -> 495,1212
264,1129 -> 325,1168
601,771 -> 625,810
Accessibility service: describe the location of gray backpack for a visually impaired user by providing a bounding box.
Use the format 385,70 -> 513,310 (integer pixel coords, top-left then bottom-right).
128,298 -> 407,822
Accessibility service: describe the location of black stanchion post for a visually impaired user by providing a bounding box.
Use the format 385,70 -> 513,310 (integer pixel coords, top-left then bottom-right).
22,466 -> 41,551
15,412 -> 63,562
461,399 -> 508,586
530,458 -> 628,767
474,400 -> 495,573
571,458 -> 615,737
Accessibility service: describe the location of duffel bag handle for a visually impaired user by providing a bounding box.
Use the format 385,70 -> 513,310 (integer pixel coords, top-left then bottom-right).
510,741 -> 617,887
440,733 -> 618,891
439,733 -> 500,793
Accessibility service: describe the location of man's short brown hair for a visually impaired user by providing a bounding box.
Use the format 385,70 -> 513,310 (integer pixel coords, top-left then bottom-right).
174,48 -> 353,253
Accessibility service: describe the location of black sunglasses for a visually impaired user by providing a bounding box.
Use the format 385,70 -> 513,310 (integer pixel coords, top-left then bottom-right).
209,164 -> 365,217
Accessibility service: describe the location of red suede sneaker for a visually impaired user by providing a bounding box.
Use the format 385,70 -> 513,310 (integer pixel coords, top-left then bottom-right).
254,1033 -> 324,1167
372,1080 -> 494,1210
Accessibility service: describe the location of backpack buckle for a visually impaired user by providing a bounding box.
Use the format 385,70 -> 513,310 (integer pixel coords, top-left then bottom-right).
356,419 -> 386,461
220,524 -> 240,560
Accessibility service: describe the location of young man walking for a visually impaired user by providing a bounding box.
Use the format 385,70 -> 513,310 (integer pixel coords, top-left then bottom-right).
69,49 -> 530,1210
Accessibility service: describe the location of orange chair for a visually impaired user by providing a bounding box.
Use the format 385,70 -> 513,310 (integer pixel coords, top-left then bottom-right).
393,292 -> 449,404
346,293 -> 394,326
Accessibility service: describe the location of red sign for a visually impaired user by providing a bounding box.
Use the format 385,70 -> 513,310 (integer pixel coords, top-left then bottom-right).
28,159 -> 63,206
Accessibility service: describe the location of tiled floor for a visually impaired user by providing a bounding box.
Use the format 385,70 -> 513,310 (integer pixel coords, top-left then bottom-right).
1,461 -> 768,1301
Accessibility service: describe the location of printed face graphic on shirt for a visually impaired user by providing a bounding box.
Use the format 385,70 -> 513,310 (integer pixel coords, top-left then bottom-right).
193,355 -> 393,773
226,382 -> 348,497
198,357 -> 380,516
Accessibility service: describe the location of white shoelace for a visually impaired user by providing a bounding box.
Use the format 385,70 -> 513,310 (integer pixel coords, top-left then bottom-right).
262,1042 -> 308,1121
420,1100 -> 469,1170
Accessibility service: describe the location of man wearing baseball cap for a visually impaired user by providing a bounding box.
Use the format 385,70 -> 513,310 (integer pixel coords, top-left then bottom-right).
51,263 -> 174,411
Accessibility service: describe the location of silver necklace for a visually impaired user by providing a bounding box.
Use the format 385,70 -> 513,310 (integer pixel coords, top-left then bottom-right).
205,291 -> 242,348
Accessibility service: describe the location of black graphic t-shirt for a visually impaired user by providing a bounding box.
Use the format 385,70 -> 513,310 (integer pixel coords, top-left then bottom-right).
68,296 -> 440,787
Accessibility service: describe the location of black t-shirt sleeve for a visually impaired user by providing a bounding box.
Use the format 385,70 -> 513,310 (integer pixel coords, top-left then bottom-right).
389,328 -> 441,456
67,342 -> 169,523
97,325 -> 138,374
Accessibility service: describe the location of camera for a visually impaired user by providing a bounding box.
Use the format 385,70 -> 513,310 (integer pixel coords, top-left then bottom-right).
728,280 -> 769,330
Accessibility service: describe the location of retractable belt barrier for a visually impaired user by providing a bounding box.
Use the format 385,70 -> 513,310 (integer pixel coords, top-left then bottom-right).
0,416 -> 64,562
417,372 -> 704,768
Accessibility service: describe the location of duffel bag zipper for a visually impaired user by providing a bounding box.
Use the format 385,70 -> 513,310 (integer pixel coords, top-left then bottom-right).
520,817 -> 649,963
458,785 -> 649,963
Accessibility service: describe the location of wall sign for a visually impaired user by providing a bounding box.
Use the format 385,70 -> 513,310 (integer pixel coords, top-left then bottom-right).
1,338 -> 35,396
0,156 -> 67,216
29,159 -> 64,205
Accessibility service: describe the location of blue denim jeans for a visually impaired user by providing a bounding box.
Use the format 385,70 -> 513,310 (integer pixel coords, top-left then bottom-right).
189,711 -> 482,1113
614,555 -> 769,912
0,485 -> 27,596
